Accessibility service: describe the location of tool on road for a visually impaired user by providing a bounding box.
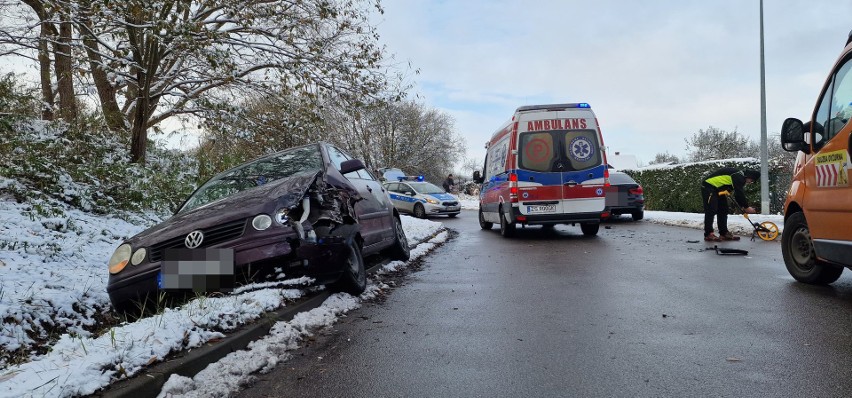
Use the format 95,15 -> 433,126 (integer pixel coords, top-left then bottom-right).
722,193 -> 779,241
706,245 -> 749,255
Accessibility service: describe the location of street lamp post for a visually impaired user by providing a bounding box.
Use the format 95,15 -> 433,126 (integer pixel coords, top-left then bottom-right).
759,0 -> 770,214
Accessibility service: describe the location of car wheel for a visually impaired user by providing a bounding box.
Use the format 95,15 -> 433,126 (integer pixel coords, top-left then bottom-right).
448,213 -> 458,218
580,222 -> 599,236
384,215 -> 410,261
782,212 -> 843,284
413,203 -> 426,219
479,208 -> 493,230
632,210 -> 644,221
499,206 -> 515,237
331,239 -> 367,295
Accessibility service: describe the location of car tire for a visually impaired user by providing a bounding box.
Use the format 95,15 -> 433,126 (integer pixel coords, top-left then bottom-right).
448,213 -> 458,218
384,215 -> 410,261
330,239 -> 367,295
499,206 -> 515,237
782,212 -> 843,284
580,222 -> 599,236
413,203 -> 426,219
479,208 -> 493,230
632,210 -> 644,221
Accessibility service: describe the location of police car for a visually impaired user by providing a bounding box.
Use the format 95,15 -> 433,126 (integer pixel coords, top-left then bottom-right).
383,176 -> 461,218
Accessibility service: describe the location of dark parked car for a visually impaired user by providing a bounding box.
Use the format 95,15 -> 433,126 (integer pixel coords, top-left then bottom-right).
106,143 -> 410,312
604,171 -> 645,221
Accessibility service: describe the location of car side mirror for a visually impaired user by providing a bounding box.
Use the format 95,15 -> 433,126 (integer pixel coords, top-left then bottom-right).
781,118 -> 810,154
340,159 -> 366,175
473,170 -> 484,184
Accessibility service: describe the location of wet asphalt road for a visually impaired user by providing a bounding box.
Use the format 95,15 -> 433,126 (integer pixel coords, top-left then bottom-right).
239,211 -> 852,398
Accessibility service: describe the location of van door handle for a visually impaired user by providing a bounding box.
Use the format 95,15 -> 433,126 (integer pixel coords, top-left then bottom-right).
564,181 -> 578,187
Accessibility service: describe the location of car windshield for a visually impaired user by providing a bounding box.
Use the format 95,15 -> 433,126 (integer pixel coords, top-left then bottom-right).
408,182 -> 445,194
178,145 -> 323,213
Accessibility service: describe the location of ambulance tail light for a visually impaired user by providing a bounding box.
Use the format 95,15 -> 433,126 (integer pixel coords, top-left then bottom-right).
508,173 -> 518,202
604,168 -> 611,187
601,211 -> 610,219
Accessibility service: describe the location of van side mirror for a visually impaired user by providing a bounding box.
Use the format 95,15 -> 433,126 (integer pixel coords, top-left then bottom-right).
473,170 -> 484,184
340,159 -> 366,175
781,118 -> 810,154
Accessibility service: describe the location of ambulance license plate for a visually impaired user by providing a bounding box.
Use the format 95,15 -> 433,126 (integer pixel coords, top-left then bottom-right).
526,204 -> 556,214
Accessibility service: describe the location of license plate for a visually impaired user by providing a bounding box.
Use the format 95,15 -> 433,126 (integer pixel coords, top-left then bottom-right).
159,248 -> 235,292
447,206 -> 460,211
526,204 -> 556,214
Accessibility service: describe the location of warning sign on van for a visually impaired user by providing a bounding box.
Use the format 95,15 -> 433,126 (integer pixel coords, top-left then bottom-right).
815,149 -> 848,187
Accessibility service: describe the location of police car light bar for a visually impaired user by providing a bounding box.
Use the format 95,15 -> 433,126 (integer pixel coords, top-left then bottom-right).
397,175 -> 425,181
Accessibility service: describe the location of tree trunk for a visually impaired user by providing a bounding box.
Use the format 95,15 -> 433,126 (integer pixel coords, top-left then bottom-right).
53,12 -> 77,122
37,24 -> 54,121
79,6 -> 124,132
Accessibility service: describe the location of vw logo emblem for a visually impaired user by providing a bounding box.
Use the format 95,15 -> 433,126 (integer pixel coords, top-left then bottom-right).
185,230 -> 204,249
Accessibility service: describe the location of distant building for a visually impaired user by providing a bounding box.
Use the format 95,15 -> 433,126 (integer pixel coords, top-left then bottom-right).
608,152 -> 639,171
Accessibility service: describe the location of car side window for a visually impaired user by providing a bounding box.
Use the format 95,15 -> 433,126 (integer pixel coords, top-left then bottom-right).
401,184 -> 413,194
814,57 -> 852,147
326,146 -> 348,170
827,58 -> 852,142
327,146 -> 364,180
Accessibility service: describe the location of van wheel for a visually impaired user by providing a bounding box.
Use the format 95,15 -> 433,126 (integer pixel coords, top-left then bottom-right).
330,239 -> 367,295
413,203 -> 426,219
782,212 -> 843,284
499,206 -> 515,237
479,208 -> 493,230
580,222 -> 599,236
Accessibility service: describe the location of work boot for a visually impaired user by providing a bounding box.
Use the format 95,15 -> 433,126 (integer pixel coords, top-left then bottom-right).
704,233 -> 721,242
720,232 -> 740,241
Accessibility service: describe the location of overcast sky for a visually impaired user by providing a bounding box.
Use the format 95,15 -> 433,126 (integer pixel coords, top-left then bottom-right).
373,0 -> 852,167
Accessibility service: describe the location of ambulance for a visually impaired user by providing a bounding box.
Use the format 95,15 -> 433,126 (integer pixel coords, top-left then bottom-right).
779,30 -> 852,283
472,103 -> 609,237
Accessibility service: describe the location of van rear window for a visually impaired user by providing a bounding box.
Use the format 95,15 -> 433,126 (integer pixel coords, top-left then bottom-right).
519,130 -> 600,172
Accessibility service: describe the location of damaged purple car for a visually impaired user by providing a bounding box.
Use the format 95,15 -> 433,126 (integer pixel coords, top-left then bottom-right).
106,143 -> 410,312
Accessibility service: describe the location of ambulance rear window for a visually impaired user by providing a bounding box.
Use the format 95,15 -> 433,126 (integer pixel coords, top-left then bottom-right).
518,130 -> 601,172
519,132 -> 556,172
564,130 -> 601,170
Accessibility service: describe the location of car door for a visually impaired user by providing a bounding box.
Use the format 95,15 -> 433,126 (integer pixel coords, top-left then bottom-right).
325,145 -> 386,248
807,55 -> 852,245
385,183 -> 408,214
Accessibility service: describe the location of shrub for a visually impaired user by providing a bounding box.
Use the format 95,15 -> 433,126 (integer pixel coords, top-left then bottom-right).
623,158 -> 791,214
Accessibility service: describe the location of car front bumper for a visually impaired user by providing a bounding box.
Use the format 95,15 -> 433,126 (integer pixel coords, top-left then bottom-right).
107,230 -> 350,309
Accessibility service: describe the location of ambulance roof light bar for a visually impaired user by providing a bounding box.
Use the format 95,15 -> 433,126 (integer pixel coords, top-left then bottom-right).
516,103 -> 590,112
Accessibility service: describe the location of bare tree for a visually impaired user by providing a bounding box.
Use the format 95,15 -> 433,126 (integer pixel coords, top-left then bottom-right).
2,0 -> 392,163
2,0 -> 78,120
684,126 -> 760,162
650,151 -> 680,165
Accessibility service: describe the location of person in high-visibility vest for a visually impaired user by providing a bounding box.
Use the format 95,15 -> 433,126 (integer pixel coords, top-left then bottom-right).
701,168 -> 760,241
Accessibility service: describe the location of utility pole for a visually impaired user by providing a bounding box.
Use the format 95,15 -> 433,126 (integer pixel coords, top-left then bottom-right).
759,0 -> 770,214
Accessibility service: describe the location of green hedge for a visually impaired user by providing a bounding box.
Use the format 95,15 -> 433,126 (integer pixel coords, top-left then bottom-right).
622,158 -> 791,214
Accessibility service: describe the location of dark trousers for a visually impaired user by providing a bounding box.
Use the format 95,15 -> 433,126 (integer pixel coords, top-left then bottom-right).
701,183 -> 729,236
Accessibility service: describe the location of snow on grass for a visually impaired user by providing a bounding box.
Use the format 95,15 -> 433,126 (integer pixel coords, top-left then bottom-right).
0,209 -> 444,398
456,193 -> 479,210
157,231 -> 450,398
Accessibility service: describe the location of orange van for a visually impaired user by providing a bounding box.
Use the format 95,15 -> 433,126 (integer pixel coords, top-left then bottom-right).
779,30 -> 852,284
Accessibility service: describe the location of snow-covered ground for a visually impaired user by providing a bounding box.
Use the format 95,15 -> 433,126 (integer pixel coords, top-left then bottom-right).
0,193 -> 785,397
456,193 -> 783,238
